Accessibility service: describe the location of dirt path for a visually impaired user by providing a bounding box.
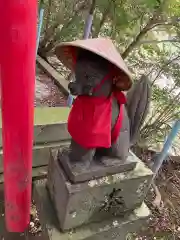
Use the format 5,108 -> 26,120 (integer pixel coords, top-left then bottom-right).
131,148 -> 180,240
35,67 -> 67,107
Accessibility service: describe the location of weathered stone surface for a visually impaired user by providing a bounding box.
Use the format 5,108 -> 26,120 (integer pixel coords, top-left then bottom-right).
58,148 -> 137,183
47,150 -> 153,230
34,180 -> 151,240
0,144 -> 70,174
0,146 -> 51,173
0,107 -> 71,174
0,166 -> 48,184
34,123 -> 70,145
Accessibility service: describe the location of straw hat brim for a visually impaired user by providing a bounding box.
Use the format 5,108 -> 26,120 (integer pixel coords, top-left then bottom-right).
55,38 -> 132,91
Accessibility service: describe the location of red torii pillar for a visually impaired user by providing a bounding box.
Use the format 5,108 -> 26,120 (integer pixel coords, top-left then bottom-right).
0,0 -> 37,232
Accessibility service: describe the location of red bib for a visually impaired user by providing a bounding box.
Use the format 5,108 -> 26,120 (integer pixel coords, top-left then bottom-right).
68,91 -> 126,149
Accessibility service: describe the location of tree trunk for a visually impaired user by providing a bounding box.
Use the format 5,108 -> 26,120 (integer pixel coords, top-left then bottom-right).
39,15 -> 64,55
92,0 -> 112,38
89,0 -> 96,14
43,0 -> 53,43
83,0 -> 96,39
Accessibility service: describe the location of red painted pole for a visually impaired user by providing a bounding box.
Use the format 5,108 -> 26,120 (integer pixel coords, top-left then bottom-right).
0,0 -> 37,232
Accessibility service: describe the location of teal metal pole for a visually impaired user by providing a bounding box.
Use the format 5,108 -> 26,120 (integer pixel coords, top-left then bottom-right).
152,120 -> 180,177
36,7 -> 44,56
83,14 -> 93,39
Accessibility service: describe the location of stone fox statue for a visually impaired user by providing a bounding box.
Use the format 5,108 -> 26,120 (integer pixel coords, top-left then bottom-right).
55,38 -> 151,167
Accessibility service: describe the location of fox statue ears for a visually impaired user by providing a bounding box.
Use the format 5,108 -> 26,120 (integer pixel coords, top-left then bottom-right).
125,75 -> 152,146
113,75 -> 132,91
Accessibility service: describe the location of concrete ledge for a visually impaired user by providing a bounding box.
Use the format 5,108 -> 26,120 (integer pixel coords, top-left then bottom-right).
0,166 -> 48,184
34,107 -> 70,145
34,107 -> 69,125
0,107 -> 71,147
0,107 -> 71,179
0,107 -> 70,127
0,140 -> 70,174
36,55 -> 69,95
0,147 -> 50,174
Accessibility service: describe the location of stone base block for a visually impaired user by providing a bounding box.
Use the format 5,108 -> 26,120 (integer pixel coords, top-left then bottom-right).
58,149 -> 137,183
47,149 -> 153,231
33,180 -> 151,240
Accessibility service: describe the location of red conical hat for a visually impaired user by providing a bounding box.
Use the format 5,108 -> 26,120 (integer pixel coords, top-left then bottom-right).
55,38 -> 132,91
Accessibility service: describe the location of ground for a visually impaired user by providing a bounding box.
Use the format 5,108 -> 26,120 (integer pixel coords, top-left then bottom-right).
131,148 -> 180,240
35,67 -> 67,107
28,149 -> 180,240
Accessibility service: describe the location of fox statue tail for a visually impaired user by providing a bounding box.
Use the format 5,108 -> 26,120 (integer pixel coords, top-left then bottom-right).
126,75 -> 152,146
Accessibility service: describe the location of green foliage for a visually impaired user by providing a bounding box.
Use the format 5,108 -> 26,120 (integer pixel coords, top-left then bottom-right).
38,0 -> 180,150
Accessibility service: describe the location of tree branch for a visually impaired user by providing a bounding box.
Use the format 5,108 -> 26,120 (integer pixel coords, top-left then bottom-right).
122,17 -> 156,59
151,55 -> 180,85
139,39 -> 180,45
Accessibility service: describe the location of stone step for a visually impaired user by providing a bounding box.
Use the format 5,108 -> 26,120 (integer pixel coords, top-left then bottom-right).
0,141 -> 70,174
0,166 -> 48,184
33,180 -> 150,240
47,150 -> 153,231
0,107 -> 71,174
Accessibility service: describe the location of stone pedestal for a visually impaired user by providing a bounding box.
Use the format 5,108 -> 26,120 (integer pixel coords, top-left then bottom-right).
58,148 -> 137,183
46,149 -> 153,231
34,180 -> 151,240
